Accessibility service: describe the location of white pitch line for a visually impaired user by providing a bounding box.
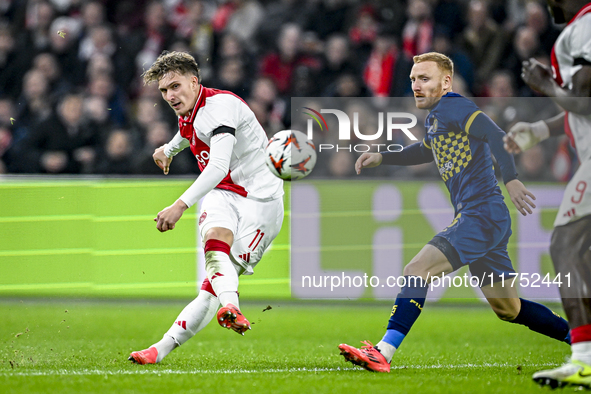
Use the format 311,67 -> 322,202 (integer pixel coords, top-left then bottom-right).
1,363 -> 560,377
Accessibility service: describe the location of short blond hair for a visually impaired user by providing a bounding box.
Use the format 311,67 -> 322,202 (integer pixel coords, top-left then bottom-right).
142,51 -> 200,85
413,52 -> 454,77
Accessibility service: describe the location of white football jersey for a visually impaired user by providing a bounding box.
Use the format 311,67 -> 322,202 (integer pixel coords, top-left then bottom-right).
551,6 -> 591,163
178,86 -> 283,201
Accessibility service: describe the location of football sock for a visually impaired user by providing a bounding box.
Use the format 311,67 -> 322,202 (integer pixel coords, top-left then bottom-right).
571,325 -> 591,365
204,239 -> 239,307
376,275 -> 428,363
153,285 -> 220,362
510,298 -> 570,343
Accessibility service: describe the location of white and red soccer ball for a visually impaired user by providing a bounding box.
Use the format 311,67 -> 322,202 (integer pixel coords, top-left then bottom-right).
265,130 -> 316,181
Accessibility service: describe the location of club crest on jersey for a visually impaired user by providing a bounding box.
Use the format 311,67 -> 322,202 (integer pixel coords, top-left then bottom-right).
199,211 -> 207,225
428,118 -> 438,134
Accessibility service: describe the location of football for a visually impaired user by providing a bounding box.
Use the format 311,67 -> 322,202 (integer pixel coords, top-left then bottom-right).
265,129 -> 316,181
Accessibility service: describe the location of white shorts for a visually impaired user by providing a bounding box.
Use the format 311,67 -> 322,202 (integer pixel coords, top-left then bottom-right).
199,188 -> 284,275
554,159 -> 591,227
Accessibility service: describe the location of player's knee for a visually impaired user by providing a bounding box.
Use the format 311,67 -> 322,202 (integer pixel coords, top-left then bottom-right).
403,261 -> 429,280
204,227 -> 234,245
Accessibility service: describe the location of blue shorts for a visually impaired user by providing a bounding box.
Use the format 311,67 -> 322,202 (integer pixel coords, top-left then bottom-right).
428,198 -> 516,284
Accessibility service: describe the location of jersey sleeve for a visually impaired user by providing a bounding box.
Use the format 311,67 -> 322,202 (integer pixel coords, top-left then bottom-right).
197,94 -> 241,138
467,111 -> 518,184
163,131 -> 190,158
569,14 -> 591,65
380,140 -> 433,165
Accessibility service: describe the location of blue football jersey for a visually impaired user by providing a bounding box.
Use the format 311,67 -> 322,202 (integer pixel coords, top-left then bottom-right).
422,92 -> 503,210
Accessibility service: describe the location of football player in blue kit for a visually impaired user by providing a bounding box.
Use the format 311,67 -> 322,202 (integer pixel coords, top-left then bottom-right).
338,52 -> 571,373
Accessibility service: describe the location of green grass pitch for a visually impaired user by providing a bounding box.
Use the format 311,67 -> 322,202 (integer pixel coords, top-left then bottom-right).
0,299 -> 572,393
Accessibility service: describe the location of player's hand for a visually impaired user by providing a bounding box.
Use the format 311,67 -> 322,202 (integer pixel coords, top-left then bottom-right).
505,179 -> 537,216
504,122 -> 529,154
521,58 -> 557,95
355,152 -> 383,174
154,199 -> 188,232
153,145 -> 173,175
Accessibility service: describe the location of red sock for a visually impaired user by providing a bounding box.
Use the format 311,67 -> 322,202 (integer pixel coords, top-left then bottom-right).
571,324 -> 591,344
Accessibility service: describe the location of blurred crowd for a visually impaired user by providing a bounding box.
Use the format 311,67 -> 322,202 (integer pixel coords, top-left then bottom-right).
0,0 -> 578,181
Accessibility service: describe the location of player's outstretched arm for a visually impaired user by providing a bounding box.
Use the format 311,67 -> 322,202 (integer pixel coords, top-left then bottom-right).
153,145 -> 173,175
506,179 -> 537,216
355,152 -> 382,174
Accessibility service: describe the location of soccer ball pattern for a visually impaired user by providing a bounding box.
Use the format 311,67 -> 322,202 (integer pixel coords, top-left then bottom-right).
265,130 -> 316,181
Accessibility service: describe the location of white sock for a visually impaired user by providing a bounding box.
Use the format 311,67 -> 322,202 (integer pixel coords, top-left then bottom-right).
152,290 -> 220,362
153,335 -> 177,363
572,342 -> 591,365
205,250 -> 239,306
218,291 -> 239,308
376,340 -> 397,363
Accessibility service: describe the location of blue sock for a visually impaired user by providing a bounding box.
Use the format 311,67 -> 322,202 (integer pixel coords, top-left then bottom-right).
510,298 -> 570,344
381,275 -> 428,349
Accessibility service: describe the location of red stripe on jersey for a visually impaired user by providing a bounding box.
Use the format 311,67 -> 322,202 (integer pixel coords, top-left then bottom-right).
550,46 -> 563,87
177,85 -> 248,198
551,3 -> 591,87
564,112 -> 577,151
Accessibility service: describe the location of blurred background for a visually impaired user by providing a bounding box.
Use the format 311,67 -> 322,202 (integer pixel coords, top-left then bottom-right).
0,0 -> 578,181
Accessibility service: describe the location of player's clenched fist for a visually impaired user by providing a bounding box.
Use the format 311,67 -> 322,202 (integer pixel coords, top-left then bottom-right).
153,145 -> 173,175
154,200 -> 188,232
355,152 -> 383,174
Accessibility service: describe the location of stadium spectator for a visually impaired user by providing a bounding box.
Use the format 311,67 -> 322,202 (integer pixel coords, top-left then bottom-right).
524,0 -> 560,54
431,25 -> 474,95
248,76 -> 286,135
306,0 -> 349,40
256,0 -> 311,51
18,93 -> 99,174
260,23 -> 321,96
348,4 -> 379,63
134,1 -> 175,80
0,23 -> 30,99
213,32 -> 255,84
15,69 -> 52,132
48,16 -> 84,86
401,0 -> 434,59
177,0 -> 214,83
133,120 -> 196,175
458,0 -> 507,94
87,72 -> 127,127
19,0 -> 55,56
317,34 -> 358,94
503,26 -> 542,94
95,128 -> 134,174
32,52 -> 71,102
212,0 -> 263,49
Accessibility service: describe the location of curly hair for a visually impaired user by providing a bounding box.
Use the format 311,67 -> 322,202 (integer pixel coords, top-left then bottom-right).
413,52 -> 454,77
142,51 -> 201,85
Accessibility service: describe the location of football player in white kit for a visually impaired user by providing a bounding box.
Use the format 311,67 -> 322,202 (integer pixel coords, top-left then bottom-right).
504,0 -> 591,387
128,51 -> 284,364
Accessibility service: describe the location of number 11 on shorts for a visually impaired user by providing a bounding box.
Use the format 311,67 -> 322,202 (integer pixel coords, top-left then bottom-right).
249,229 -> 265,250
